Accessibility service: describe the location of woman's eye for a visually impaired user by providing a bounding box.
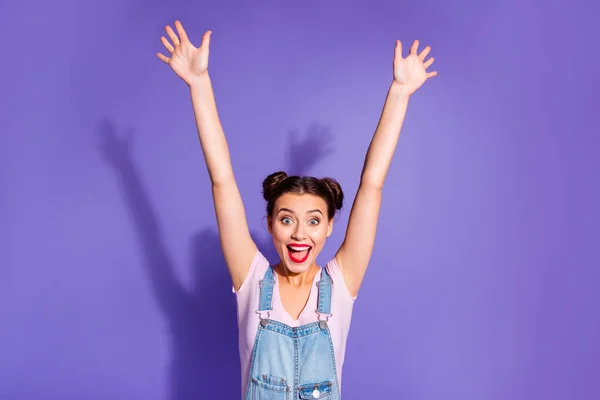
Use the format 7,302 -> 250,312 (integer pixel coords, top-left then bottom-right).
309,219 -> 319,225
281,217 -> 292,224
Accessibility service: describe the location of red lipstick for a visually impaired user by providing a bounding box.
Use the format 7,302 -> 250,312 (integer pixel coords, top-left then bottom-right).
286,243 -> 312,264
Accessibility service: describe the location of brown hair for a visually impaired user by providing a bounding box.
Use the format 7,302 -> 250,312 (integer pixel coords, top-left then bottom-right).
262,171 -> 344,220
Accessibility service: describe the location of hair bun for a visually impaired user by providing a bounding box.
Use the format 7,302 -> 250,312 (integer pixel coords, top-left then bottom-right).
262,171 -> 288,201
320,177 -> 344,211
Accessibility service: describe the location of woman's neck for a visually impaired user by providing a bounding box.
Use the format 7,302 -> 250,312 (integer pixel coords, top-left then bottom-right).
274,262 -> 320,288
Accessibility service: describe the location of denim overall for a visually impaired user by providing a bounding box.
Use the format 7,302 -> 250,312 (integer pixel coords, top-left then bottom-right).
243,266 -> 341,400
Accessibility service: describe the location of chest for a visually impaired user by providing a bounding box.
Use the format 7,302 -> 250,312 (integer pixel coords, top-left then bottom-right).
277,281 -> 314,321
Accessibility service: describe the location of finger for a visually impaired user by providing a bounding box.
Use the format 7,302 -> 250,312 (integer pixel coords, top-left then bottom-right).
419,46 -> 431,60
165,25 -> 180,46
201,30 -> 212,49
395,40 -> 403,59
424,57 -> 435,69
410,39 -> 419,55
174,20 -> 189,43
161,36 -> 174,53
157,52 -> 170,64
427,71 -> 438,78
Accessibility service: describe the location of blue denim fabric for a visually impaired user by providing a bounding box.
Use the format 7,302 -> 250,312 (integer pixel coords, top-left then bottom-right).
244,266 -> 340,399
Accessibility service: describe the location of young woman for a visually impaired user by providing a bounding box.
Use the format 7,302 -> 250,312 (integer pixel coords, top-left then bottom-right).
157,20 -> 437,399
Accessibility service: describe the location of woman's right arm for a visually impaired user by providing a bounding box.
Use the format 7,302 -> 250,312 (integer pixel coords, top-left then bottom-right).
158,21 -> 256,290
190,74 -> 257,290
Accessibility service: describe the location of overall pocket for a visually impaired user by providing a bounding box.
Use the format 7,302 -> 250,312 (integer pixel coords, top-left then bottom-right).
298,381 -> 333,399
250,374 -> 290,400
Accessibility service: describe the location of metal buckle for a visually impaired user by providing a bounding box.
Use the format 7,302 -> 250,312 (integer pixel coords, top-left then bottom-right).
316,311 -> 332,330
256,310 -> 271,327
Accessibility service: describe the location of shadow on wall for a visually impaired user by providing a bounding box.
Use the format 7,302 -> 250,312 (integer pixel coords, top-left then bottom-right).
95,118 -> 335,400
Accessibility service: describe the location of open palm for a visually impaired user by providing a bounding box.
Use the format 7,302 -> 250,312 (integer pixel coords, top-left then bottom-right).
157,21 -> 212,86
393,40 -> 437,95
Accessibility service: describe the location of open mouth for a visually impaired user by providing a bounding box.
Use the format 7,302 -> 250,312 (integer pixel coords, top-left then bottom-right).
286,244 -> 312,264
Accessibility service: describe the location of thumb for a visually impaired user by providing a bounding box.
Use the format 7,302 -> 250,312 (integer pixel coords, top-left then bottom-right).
201,30 -> 212,49
394,40 -> 402,60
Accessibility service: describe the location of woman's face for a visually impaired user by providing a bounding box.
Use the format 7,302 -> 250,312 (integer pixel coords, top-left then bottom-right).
268,192 -> 333,274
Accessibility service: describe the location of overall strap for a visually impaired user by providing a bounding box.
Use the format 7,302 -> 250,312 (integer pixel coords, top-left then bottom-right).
316,267 -> 333,316
258,265 -> 276,313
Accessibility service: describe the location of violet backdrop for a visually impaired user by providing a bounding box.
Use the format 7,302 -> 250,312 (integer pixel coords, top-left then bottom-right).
1,0 -> 598,399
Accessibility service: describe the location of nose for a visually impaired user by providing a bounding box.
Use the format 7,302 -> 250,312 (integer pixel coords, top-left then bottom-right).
291,223 -> 306,241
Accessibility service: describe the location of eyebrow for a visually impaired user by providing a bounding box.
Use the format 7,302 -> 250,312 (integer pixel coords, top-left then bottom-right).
277,208 -> 323,216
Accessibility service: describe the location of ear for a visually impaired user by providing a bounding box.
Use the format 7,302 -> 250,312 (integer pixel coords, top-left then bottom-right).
326,218 -> 334,237
267,216 -> 273,234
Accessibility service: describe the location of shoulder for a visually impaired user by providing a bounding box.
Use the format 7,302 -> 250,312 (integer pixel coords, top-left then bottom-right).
325,257 -> 357,302
233,249 -> 270,295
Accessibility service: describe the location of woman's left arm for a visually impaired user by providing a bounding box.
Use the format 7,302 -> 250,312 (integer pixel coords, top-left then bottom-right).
335,39 -> 437,297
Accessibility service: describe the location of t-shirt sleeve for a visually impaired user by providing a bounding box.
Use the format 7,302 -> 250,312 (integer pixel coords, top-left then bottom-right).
326,256 -> 357,302
232,249 -> 269,295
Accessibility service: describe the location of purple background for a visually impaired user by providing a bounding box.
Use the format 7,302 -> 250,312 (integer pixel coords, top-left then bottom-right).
1,0 -> 598,399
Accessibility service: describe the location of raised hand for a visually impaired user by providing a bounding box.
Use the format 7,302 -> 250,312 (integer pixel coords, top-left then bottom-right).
393,40 -> 437,95
157,21 -> 212,86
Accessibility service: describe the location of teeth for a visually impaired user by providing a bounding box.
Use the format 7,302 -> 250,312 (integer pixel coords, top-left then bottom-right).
289,246 -> 310,252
